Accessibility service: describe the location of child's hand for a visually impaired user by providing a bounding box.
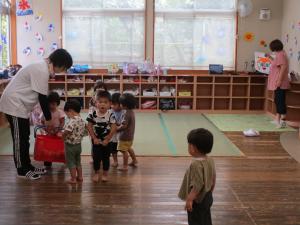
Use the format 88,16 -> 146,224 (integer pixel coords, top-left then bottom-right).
185,199 -> 193,212
102,139 -> 109,146
93,138 -> 101,145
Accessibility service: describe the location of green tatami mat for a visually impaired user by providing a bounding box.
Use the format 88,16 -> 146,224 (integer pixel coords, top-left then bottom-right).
205,114 -> 295,132
160,114 -> 243,157
0,113 -> 242,157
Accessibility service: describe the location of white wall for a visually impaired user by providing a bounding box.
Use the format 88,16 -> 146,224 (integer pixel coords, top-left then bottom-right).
16,0 -> 61,66
237,0 -> 283,71
281,0 -> 300,73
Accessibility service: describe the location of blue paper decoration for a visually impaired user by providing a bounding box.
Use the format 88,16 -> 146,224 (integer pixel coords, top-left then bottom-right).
16,0 -> 33,16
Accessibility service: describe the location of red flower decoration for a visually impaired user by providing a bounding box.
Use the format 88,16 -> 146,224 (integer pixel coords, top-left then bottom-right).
18,0 -> 30,10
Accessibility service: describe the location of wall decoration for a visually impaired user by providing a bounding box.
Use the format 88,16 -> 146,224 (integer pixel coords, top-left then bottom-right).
259,40 -> 268,47
298,51 -> 300,62
48,24 -> 55,32
289,48 -> 294,58
24,21 -> 31,32
23,47 -> 31,56
243,32 -> 255,42
295,37 -> 298,46
35,32 -> 43,42
292,23 -> 295,30
16,0 -> 33,16
50,43 -> 58,51
298,22 -> 300,31
1,34 -> 7,44
37,47 -> 45,56
34,13 -> 43,22
286,34 -> 289,43
0,45 -> 2,53
254,52 -> 272,74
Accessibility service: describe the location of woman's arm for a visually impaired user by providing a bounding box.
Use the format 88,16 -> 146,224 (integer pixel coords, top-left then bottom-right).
276,64 -> 288,87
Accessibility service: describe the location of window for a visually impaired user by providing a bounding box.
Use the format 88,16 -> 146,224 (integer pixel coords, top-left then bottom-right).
63,0 -> 145,67
0,0 -> 10,68
155,0 -> 237,69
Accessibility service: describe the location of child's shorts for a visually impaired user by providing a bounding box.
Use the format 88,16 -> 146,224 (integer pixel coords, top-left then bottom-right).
117,141 -> 133,152
65,143 -> 82,169
110,142 -> 118,154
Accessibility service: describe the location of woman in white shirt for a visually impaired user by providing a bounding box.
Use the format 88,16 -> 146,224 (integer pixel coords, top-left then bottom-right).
0,49 -> 73,180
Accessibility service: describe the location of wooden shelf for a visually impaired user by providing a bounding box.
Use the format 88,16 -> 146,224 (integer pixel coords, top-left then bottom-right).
48,74 -> 267,112
287,105 -> 300,109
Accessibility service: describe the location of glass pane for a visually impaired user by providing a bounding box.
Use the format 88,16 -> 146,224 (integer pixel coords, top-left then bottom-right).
0,15 -> 9,67
156,0 -> 235,10
155,15 -> 235,68
63,0 -> 144,9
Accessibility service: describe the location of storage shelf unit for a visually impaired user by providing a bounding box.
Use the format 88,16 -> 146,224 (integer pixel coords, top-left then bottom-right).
267,82 -> 300,122
48,74 -> 267,112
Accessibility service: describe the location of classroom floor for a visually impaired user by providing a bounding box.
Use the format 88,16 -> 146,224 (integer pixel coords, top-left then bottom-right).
0,132 -> 299,225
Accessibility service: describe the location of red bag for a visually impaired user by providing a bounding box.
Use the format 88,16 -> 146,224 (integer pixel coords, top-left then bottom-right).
34,126 -> 65,163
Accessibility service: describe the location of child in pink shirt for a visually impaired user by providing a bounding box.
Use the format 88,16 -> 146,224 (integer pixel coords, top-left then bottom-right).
267,39 -> 290,128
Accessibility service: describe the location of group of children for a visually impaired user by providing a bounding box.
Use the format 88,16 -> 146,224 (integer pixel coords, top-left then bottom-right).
38,81 -> 137,184
39,81 -> 216,225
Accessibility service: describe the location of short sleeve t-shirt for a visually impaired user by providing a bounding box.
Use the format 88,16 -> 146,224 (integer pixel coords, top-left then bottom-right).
64,116 -> 86,145
86,109 -> 116,141
0,61 -> 50,118
268,51 -> 290,91
119,109 -> 135,142
178,157 -> 216,203
111,109 -> 125,142
40,109 -> 65,128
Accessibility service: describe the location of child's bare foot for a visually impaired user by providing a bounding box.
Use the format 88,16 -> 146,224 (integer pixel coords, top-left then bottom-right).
118,167 -> 128,171
77,177 -> 83,182
102,175 -> 108,182
92,174 -> 99,183
111,162 -> 118,168
129,161 -> 138,167
67,179 -> 77,184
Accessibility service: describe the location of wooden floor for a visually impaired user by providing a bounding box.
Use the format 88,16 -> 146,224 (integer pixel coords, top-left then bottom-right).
0,132 -> 300,225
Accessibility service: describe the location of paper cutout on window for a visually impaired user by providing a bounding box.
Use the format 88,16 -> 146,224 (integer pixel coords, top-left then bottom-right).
202,35 -> 211,44
0,45 -> 2,52
35,33 -> 43,42
16,0 -> 33,16
50,43 -> 58,51
24,21 -> 31,32
37,47 -> 45,56
244,32 -> 255,42
217,28 -> 226,39
34,13 -> 43,22
48,24 -> 54,32
195,56 -> 206,64
298,51 -> 300,62
23,47 -> 31,56
217,47 -> 226,56
259,40 -> 268,47
255,52 -> 272,74
1,34 -> 7,44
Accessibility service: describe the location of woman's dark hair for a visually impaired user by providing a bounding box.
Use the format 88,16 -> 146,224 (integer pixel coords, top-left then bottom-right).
96,90 -> 112,101
48,49 -> 73,70
64,99 -> 81,113
119,93 -> 136,109
94,80 -> 107,92
48,91 -> 60,106
112,93 -> 121,104
269,39 -> 284,52
187,128 -> 213,154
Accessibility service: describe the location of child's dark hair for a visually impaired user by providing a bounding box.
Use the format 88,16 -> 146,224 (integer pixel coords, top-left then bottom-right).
64,99 -> 81,113
119,93 -> 136,109
112,93 -> 121,104
96,90 -> 111,101
48,91 -> 60,106
269,39 -> 284,52
94,80 -> 107,92
48,49 -> 73,70
187,128 -> 213,154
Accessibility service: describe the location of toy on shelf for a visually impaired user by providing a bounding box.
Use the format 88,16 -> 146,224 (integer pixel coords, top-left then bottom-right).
67,88 -> 81,96
141,76 -> 158,83
68,65 -> 89,74
178,101 -> 192,110
159,99 -> 175,110
123,87 -> 139,96
107,64 -> 119,74
103,77 -> 120,83
142,100 -> 157,109
123,63 -> 138,75
160,86 -> 175,97
178,91 -> 192,97
86,88 -> 94,97
143,88 -> 158,97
